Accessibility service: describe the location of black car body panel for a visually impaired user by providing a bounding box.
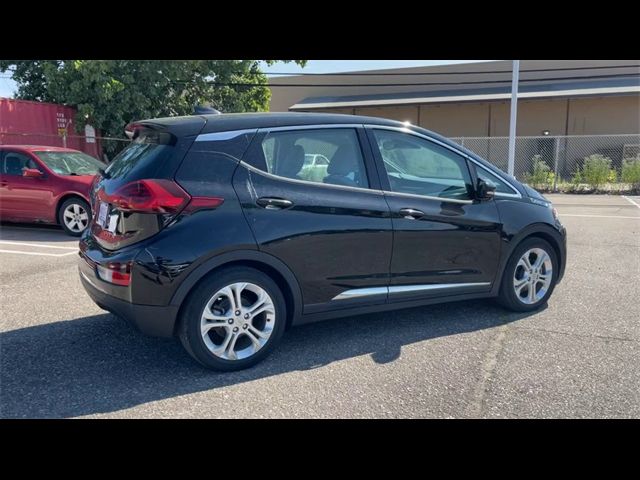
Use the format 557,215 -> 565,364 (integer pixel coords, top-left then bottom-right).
79,112 -> 566,338
233,127 -> 393,311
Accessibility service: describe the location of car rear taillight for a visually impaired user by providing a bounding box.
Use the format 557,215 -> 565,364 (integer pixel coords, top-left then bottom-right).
93,179 -> 224,250
97,261 -> 132,286
100,179 -> 224,215
183,196 -> 225,214
106,179 -> 190,214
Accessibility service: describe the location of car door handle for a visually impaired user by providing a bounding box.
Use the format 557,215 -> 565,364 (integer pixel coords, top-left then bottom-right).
256,197 -> 294,210
399,208 -> 425,219
0,181 -> 8,188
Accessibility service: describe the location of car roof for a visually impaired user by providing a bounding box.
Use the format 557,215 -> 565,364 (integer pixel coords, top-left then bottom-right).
133,112 -> 409,136
201,112 -> 406,134
133,111 -> 511,171
0,145 -> 82,153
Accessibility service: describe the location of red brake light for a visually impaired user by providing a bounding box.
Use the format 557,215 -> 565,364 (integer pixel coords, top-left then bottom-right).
97,261 -> 131,286
107,179 -> 190,214
183,196 -> 225,213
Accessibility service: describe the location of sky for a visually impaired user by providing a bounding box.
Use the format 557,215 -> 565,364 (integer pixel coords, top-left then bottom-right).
0,60 -> 495,98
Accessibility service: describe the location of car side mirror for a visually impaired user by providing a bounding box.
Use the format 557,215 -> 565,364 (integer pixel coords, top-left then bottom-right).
23,168 -> 44,178
477,178 -> 496,200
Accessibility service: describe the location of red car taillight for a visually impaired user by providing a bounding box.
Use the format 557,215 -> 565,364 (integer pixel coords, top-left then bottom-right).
100,179 -> 224,215
96,261 -> 132,286
93,179 -> 224,250
106,179 -> 190,214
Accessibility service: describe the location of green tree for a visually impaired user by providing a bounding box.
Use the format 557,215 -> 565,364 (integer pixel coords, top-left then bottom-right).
0,60 -> 305,140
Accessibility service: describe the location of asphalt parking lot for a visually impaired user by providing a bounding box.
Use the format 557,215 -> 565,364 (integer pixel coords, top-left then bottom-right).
1,194 -> 639,418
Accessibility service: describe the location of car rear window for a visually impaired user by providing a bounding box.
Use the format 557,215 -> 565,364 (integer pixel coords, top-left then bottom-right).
103,131 -> 177,182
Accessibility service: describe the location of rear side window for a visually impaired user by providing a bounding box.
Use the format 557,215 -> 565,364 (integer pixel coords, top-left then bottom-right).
257,128 -> 369,189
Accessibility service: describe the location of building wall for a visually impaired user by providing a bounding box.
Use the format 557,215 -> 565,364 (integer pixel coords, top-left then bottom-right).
486,99 -> 571,137
515,99 -> 569,136
419,102 -> 490,137
300,95 -> 640,137
269,60 -> 640,113
354,106 -> 419,124
316,107 -> 355,115
567,96 -> 640,134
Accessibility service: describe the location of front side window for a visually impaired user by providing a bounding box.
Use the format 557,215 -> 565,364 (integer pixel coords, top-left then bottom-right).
476,165 -> 517,196
259,129 -> 369,188
1,152 -> 39,176
373,129 -> 472,200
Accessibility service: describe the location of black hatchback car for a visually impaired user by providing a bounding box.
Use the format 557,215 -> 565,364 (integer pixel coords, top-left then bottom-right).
79,113 -> 566,371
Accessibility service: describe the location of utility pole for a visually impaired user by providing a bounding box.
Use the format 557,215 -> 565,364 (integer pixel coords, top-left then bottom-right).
507,60 -> 520,176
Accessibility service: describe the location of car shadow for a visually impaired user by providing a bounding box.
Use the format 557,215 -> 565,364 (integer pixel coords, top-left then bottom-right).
0,300 -> 540,418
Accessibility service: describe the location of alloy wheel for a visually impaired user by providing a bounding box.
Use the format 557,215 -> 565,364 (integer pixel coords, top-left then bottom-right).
63,203 -> 89,233
513,247 -> 553,304
200,282 -> 276,361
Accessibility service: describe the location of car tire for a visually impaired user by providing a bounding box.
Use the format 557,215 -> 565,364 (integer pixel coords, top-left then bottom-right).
178,266 -> 286,371
58,197 -> 91,237
498,237 -> 558,312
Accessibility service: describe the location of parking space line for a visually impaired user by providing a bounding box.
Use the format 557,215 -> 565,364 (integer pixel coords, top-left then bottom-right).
622,196 -> 640,209
559,214 -> 640,219
0,249 -> 78,257
0,240 -> 78,250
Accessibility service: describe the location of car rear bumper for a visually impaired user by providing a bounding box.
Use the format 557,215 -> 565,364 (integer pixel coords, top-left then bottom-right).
78,257 -> 178,337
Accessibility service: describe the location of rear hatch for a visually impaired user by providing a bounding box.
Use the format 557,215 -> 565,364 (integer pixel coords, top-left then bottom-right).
89,119 -> 205,251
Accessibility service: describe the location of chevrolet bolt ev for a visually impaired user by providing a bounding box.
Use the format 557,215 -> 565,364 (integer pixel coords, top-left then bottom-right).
79,113 -> 567,371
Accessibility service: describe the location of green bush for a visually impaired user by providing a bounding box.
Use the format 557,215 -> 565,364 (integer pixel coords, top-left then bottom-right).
571,170 -> 582,185
524,155 -> 555,190
580,154 -> 613,190
621,156 -> 640,189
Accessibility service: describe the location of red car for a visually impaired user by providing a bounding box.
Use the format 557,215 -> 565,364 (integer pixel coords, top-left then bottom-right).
0,146 -> 104,236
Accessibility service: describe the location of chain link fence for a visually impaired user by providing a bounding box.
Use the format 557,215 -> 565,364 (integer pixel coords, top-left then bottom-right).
0,132 -> 130,163
450,134 -> 640,191
2,130 -> 639,192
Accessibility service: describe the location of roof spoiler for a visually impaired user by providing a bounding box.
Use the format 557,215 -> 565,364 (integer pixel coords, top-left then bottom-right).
193,104 -> 221,115
124,122 -> 141,139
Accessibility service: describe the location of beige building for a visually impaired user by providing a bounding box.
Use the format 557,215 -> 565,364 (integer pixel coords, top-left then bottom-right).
269,60 -> 640,138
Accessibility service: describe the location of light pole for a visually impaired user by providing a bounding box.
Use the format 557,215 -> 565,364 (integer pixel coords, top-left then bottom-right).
507,60 -> 520,177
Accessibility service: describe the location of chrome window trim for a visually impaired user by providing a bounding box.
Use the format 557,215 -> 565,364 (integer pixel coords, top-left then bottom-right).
364,124 -> 523,199
388,282 -> 491,295
238,160 -> 385,196
258,124 -> 363,133
331,282 -> 491,301
382,190 -> 473,205
243,123 -> 380,195
492,191 -> 522,199
474,166 -> 523,199
225,122 -> 521,200
195,129 -> 257,142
